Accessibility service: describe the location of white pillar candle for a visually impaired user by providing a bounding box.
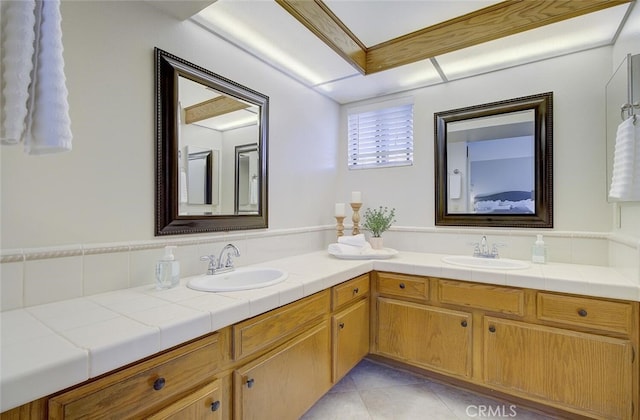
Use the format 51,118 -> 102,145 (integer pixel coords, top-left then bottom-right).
335,203 -> 346,217
351,191 -> 362,203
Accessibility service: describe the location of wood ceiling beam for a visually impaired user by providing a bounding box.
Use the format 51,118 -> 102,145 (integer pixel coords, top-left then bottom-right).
366,0 -> 631,74
184,96 -> 249,124
277,0 -> 631,76
275,0 -> 367,74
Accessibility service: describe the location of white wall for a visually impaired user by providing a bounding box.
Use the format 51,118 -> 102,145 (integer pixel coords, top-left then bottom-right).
0,1 -> 340,249
339,48 -> 614,233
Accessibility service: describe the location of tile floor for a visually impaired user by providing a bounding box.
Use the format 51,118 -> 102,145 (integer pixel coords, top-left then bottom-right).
302,359 -> 556,420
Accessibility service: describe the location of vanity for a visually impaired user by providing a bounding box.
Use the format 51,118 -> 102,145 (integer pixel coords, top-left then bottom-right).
1,251 -> 638,420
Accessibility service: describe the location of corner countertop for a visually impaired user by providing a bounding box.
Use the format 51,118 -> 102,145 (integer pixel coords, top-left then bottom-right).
1,251 -> 638,412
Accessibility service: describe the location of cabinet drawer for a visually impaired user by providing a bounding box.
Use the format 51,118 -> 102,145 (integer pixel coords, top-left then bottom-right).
332,274 -> 370,310
233,290 -> 330,360
438,279 -> 525,316
537,293 -> 633,334
49,333 -> 222,420
377,272 -> 429,301
147,379 -> 221,420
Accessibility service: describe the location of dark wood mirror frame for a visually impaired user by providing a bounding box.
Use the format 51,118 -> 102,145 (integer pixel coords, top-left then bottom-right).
434,92 -> 553,228
155,48 -> 269,235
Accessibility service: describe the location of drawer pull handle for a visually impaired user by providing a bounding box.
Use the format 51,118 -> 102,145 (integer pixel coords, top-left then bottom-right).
488,326 -> 496,333
211,401 -> 221,412
578,308 -> 588,317
399,283 -> 406,289
339,322 -> 345,329
353,287 -> 359,294
153,377 -> 166,391
246,378 -> 255,388
461,320 -> 468,328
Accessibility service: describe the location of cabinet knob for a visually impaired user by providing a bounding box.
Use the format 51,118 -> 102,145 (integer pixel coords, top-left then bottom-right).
577,308 -> 588,317
353,287 -> 359,295
461,320 -> 468,328
399,283 -> 406,289
488,325 -> 496,333
339,322 -> 345,329
152,377 -> 166,391
246,378 -> 255,388
210,401 -> 221,412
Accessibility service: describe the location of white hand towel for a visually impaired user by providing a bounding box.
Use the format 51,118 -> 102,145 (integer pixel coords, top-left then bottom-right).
609,116 -> 640,201
338,234 -> 367,247
328,242 -> 373,255
449,173 -> 462,199
23,0 -> 72,154
1,0 -> 36,144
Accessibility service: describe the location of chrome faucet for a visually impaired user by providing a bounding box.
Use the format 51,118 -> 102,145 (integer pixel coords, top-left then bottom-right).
472,236 -> 502,258
200,243 -> 241,275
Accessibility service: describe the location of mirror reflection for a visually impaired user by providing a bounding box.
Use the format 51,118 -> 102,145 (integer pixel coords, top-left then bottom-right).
446,110 -> 535,214
435,92 -> 553,228
155,48 -> 269,235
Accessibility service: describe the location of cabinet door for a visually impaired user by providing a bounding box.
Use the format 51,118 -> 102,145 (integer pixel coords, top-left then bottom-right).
484,317 -> 634,419
234,321 -> 331,420
376,297 -> 472,378
333,298 -> 369,382
147,380 -> 222,420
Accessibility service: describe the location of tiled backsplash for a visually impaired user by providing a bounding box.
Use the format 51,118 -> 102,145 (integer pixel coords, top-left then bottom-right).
1,226 -> 638,311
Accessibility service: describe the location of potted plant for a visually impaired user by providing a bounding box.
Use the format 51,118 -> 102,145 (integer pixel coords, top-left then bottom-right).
362,206 -> 396,249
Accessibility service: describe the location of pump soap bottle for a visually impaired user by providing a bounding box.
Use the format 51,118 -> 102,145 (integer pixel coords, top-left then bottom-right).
531,235 -> 547,264
156,246 -> 180,289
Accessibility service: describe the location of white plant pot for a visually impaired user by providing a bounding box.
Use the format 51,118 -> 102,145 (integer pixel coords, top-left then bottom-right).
369,237 -> 384,250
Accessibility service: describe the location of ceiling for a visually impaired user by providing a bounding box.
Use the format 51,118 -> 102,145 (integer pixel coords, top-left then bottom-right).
164,0 -> 636,104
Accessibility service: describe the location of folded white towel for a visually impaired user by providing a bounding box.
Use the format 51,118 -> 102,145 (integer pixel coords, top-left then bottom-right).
328,242 -> 373,255
1,0 -> 36,144
338,234 -> 367,247
24,0 -> 72,154
609,116 -> 640,201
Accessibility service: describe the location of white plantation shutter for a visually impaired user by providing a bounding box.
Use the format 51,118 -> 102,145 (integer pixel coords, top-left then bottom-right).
348,102 -> 414,169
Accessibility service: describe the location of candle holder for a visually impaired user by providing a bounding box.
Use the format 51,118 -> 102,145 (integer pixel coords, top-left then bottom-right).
350,202 -> 362,235
335,216 -> 345,238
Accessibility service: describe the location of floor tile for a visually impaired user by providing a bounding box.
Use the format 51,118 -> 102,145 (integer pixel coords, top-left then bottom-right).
304,359 -> 558,420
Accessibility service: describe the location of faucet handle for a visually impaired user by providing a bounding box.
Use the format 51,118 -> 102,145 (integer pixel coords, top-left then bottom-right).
222,253 -> 236,268
200,255 -> 217,274
491,243 -> 506,257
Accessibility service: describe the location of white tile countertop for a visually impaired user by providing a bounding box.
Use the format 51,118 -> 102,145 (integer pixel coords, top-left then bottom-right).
1,250 -> 639,412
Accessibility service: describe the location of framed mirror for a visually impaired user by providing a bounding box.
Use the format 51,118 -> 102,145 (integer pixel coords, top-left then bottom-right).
155,48 -> 268,235
434,92 -> 553,228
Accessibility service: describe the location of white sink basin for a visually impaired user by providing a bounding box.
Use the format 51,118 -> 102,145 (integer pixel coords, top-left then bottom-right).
442,255 -> 530,270
187,268 -> 288,292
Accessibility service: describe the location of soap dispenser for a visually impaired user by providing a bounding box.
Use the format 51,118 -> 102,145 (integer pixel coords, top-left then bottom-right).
156,246 -> 180,289
531,235 -> 547,264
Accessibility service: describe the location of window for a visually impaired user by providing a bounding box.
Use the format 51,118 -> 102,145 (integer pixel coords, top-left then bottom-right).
347,101 -> 414,169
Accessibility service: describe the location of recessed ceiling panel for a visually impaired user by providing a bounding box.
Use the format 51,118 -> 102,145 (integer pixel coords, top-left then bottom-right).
434,4 -> 630,80
318,59 -> 441,104
325,0 -> 501,46
194,0 -> 360,86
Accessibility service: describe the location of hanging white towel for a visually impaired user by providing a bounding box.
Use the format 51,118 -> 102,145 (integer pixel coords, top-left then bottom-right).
180,170 -> 188,204
23,0 -> 72,154
1,0 -> 36,144
609,116 -> 640,201
249,176 -> 258,205
449,173 -> 462,199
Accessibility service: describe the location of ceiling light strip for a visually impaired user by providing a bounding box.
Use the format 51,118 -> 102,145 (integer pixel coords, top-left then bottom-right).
429,58 -> 449,83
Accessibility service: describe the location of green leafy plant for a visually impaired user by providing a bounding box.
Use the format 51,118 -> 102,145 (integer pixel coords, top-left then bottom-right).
362,206 -> 396,237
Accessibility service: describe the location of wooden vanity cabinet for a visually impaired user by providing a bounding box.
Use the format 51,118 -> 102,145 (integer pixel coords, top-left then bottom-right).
147,379 -> 222,420
372,272 -> 640,420
484,317 -> 634,419
331,274 -> 370,382
233,322 -> 331,420
48,332 -> 225,419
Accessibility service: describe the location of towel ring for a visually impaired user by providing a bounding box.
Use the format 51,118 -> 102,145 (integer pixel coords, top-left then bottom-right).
621,102 -> 640,121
